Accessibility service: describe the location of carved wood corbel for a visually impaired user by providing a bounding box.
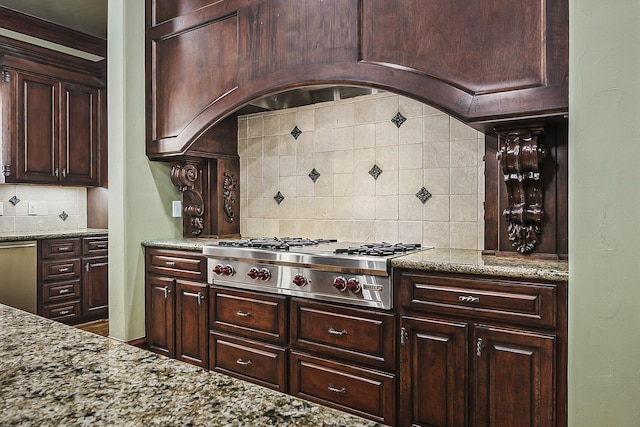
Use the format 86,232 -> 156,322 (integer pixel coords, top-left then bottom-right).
496,125 -> 546,254
170,160 -> 205,236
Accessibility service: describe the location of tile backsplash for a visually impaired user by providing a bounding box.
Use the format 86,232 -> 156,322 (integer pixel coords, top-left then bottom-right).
238,92 -> 484,250
0,184 -> 87,233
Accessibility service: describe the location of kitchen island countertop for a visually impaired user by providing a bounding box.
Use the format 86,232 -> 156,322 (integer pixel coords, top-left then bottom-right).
0,304 -> 383,427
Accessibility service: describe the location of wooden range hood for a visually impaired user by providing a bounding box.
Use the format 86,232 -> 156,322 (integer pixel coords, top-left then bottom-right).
145,0 -> 568,256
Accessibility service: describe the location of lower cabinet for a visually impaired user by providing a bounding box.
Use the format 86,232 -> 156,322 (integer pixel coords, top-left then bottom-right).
145,248 -> 208,368
396,269 -> 567,427
38,236 -> 108,323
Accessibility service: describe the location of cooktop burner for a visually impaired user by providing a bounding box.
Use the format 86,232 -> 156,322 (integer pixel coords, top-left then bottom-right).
334,242 -> 422,257
217,237 -> 337,250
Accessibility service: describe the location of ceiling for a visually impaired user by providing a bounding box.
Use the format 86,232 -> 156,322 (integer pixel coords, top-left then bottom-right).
0,0 -> 107,38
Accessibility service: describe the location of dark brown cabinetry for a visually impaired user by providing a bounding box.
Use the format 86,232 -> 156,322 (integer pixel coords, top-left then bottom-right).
208,287 -> 288,391
145,248 -> 208,367
396,270 -> 566,427
145,0 -> 567,158
0,47 -> 104,186
289,299 -> 396,425
37,236 -> 108,323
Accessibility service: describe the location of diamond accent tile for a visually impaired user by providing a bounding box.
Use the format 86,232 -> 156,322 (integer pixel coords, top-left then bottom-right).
416,187 -> 432,204
9,195 -> 20,206
59,211 -> 69,221
391,112 -> 407,128
368,164 -> 383,180
290,126 -> 302,140
308,168 -> 321,183
273,191 -> 285,205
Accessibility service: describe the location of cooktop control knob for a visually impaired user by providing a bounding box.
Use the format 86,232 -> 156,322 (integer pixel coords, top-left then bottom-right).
257,268 -> 271,281
347,278 -> 361,293
247,267 -> 259,279
333,276 -> 347,292
221,264 -> 235,276
213,264 -> 224,275
293,274 -> 307,287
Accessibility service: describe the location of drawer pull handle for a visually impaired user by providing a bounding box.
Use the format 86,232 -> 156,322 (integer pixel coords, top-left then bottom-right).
166,261 -> 175,267
328,384 -> 347,394
459,295 -> 480,303
328,327 -> 348,336
96,244 -> 107,249
236,310 -> 253,317
236,358 -> 252,366
59,268 -> 70,273
162,286 -> 172,299
58,247 -> 71,251
59,310 -> 70,315
59,289 -> 70,294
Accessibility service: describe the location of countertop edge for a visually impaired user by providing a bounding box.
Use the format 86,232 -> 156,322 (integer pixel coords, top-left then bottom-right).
0,229 -> 108,242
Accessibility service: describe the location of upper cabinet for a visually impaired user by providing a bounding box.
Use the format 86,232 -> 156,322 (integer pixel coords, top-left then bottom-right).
145,0 -> 568,159
0,40 -> 106,186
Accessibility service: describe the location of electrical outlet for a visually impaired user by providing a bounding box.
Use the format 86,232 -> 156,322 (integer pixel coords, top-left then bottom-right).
28,202 -> 37,215
172,200 -> 182,218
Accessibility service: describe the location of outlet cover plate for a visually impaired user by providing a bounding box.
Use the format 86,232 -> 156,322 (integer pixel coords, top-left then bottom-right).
172,200 -> 182,217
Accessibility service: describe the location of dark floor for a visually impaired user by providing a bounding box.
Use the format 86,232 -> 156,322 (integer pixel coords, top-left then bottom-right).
75,319 -> 109,337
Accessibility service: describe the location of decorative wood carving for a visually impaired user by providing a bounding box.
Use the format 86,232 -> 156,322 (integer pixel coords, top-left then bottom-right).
496,125 -> 546,254
170,161 -> 205,236
222,171 -> 237,223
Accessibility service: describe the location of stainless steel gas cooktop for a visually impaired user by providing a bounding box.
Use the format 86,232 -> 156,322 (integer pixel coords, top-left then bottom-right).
203,238 -> 431,310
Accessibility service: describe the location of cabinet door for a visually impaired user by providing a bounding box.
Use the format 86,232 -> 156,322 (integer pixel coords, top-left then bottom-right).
146,276 -> 175,358
16,72 -> 58,183
82,256 -> 108,318
473,325 -> 556,427
61,82 -> 99,186
175,280 -> 208,367
399,316 -> 468,427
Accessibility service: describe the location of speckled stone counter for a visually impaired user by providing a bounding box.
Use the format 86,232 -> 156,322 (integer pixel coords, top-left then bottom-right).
392,248 -> 568,282
0,228 -> 108,243
141,238 -> 220,252
0,304 -> 383,426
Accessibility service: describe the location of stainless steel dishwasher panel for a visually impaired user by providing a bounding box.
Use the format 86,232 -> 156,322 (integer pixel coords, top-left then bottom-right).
0,241 -> 37,313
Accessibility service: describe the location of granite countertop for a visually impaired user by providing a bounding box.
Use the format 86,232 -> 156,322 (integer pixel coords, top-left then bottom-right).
142,239 -> 568,282
0,228 -> 108,243
392,248 -> 568,282
0,304 -> 383,427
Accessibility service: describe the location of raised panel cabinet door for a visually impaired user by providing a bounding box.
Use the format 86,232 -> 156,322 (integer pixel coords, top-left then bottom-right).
60,82 -> 99,186
473,325 -> 556,427
146,276 -> 176,358
175,280 -> 208,367
16,72 -> 58,183
82,256 -> 108,318
398,316 -> 468,427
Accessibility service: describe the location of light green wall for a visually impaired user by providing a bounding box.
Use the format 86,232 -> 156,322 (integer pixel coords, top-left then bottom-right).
569,0 -> 640,425
107,0 -> 182,341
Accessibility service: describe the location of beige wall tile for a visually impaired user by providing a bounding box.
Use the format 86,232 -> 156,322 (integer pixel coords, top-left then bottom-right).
238,92 -> 484,250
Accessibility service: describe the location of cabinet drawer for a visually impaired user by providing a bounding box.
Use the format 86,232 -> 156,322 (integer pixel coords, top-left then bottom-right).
209,332 -> 287,392
291,299 -> 395,370
146,248 -> 204,280
41,300 -> 81,321
41,238 -> 81,259
41,259 -> 81,282
83,237 -> 108,255
41,280 -> 81,303
290,351 -> 395,425
209,287 -> 287,345
399,272 -> 559,328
